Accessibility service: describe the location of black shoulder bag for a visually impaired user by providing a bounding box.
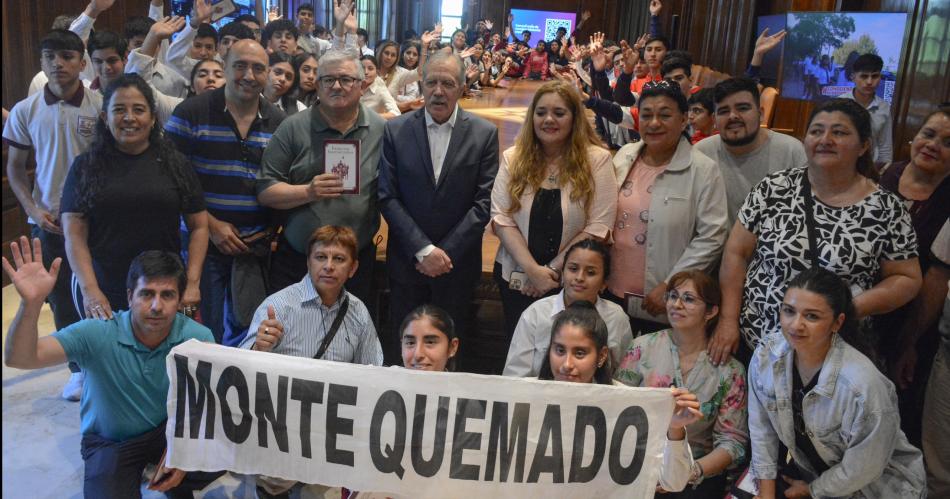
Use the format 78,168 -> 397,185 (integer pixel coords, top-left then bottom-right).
801,171 -> 822,268
313,294 -> 349,360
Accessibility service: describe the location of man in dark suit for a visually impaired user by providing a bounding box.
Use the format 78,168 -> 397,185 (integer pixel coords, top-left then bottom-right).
379,51 -> 499,366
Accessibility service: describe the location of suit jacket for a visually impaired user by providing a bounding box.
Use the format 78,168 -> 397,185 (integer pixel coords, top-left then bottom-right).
379,107 -> 499,284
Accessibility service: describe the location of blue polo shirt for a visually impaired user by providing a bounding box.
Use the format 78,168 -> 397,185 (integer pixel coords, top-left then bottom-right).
52,310 -> 214,441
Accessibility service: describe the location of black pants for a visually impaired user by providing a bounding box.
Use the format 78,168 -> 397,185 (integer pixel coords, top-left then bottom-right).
31,225 -> 82,373
658,472 -> 728,498
387,270 -> 477,367
492,262 -> 558,339
80,424 -> 223,499
269,236 -> 377,308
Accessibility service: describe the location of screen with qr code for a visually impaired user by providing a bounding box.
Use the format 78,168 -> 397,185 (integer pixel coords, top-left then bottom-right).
510,9 -> 577,44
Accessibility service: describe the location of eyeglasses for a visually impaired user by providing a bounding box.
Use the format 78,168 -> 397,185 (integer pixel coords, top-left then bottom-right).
664,290 -> 705,307
318,76 -> 361,90
642,79 -> 678,92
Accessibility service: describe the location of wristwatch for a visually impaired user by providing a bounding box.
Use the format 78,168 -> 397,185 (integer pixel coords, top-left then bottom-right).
688,461 -> 704,486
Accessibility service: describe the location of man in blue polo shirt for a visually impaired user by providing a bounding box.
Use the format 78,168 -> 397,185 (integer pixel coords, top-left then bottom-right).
3,238 -> 220,498
165,39 -> 286,347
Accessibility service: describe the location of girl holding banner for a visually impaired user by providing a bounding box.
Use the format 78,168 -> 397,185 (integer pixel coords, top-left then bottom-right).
615,270 -> 749,497
538,300 -> 704,492
504,239 -> 632,378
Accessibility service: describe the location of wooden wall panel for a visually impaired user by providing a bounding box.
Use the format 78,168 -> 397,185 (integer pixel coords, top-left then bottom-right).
2,0 -> 157,109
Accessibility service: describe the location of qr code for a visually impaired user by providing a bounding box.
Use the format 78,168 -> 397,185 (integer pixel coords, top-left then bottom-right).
544,19 -> 572,41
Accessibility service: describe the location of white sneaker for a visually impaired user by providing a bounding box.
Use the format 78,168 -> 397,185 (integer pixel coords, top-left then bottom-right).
62,372 -> 84,401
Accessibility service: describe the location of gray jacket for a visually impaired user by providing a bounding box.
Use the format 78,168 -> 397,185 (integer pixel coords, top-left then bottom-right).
613,137 -> 728,293
748,332 -> 926,498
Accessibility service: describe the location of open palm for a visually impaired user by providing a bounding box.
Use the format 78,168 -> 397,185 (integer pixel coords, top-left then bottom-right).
1,236 -> 59,305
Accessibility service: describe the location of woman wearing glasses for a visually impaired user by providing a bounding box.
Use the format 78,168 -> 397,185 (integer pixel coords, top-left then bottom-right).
615,269 -> 748,497
748,267 -> 924,499
607,80 -> 728,334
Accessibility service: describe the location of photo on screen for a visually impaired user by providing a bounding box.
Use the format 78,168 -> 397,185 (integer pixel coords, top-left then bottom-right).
509,9 -> 577,44
781,11 -> 908,104
172,0 -> 257,29
754,15 -> 787,87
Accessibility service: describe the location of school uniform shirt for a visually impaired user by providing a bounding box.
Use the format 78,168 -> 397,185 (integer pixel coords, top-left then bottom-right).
2,85 -> 101,223
503,291 -> 633,378
361,77 -> 401,116
838,89 -> 893,162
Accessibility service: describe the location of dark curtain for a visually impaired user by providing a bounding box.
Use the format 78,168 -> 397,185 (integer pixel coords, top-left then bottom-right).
390,0 -> 440,43
617,0 -> 651,43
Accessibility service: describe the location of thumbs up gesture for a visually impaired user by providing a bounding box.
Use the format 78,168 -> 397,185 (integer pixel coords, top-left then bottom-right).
253,305 -> 285,352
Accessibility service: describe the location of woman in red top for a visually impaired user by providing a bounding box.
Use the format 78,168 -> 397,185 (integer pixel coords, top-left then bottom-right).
522,41 -> 549,80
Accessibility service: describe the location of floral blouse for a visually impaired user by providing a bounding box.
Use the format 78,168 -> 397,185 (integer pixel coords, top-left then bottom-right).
615,330 -> 749,467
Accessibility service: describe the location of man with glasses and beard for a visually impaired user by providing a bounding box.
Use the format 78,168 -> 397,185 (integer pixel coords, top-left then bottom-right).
694,77 -> 806,226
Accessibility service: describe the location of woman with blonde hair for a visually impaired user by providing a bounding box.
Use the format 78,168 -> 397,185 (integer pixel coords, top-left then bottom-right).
490,80 -> 618,337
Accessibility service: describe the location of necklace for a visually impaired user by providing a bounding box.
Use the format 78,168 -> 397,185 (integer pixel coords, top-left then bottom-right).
547,171 -> 558,183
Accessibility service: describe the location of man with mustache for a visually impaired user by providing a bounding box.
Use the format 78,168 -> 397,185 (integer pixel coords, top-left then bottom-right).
693,77 -> 807,228
165,39 -> 286,347
379,51 -> 499,367
3,240 -> 221,497
258,49 -> 385,306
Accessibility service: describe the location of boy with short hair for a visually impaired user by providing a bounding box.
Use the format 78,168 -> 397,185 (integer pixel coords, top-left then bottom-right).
189,23 -> 218,61
838,53 -> 892,162
87,30 -> 127,92
3,29 -> 103,400
688,87 -> 716,144
262,19 -> 299,56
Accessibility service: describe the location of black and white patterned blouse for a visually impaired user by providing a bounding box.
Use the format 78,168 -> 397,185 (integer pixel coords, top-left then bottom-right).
737,167 -> 918,348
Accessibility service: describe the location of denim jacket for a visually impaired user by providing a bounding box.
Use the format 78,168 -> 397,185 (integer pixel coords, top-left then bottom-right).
748,332 -> 925,498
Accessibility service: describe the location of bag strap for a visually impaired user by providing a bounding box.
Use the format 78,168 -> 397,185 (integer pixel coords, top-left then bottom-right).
314,294 -> 349,360
801,171 -> 821,268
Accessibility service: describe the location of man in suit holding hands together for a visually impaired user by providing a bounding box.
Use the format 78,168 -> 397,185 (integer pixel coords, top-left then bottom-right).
379,50 -> 499,366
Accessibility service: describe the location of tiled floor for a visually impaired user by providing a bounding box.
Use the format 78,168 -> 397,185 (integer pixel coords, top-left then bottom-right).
0,284 -> 336,498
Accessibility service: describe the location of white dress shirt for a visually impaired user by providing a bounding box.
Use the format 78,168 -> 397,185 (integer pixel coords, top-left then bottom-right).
415,105 -> 460,261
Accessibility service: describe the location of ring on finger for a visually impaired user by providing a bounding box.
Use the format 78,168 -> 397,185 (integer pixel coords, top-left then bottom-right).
264,327 -> 269,335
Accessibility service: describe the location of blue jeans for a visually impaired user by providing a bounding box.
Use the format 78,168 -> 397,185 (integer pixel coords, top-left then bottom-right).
198,250 -> 248,346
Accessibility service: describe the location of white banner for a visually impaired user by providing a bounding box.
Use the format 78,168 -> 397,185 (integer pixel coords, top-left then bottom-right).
165,340 -> 674,498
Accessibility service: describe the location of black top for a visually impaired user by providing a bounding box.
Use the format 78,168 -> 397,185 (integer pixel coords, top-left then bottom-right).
879,161 -> 950,270
791,363 -> 830,475
527,188 -> 563,267
61,145 -> 205,296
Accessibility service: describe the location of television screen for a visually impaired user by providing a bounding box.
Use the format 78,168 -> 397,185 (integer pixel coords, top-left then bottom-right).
755,15 -> 787,87
509,9 -> 576,44
781,11 -> 908,103
171,0 -> 258,29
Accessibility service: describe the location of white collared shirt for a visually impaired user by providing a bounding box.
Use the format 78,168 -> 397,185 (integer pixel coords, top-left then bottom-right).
414,105 -> 460,261
502,291 -> 634,377
838,89 -> 893,162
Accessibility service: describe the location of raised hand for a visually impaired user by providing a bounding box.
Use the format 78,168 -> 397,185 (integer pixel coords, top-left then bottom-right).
333,0 -> 355,25
421,30 -> 438,46
507,13 -> 513,25
649,0 -> 662,16
87,0 -> 117,17
504,26 -> 511,39
151,16 -> 186,40
754,27 -> 787,56
2,236 -> 60,306
484,19 -> 493,31
465,63 -> 480,81
581,10 -> 592,22
267,4 -> 281,21
459,46 -> 477,59
633,33 -> 651,52
192,0 -> 213,24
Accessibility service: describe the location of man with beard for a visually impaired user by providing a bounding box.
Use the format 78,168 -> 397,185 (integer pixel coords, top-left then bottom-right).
165,40 -> 286,346
694,77 -> 806,225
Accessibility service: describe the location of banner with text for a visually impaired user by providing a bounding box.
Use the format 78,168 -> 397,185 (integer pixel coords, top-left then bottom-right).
165,340 -> 674,498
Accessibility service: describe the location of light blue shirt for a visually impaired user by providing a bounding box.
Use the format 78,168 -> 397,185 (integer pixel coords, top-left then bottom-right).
240,276 -> 383,366
748,332 -> 926,498
53,311 -> 214,441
